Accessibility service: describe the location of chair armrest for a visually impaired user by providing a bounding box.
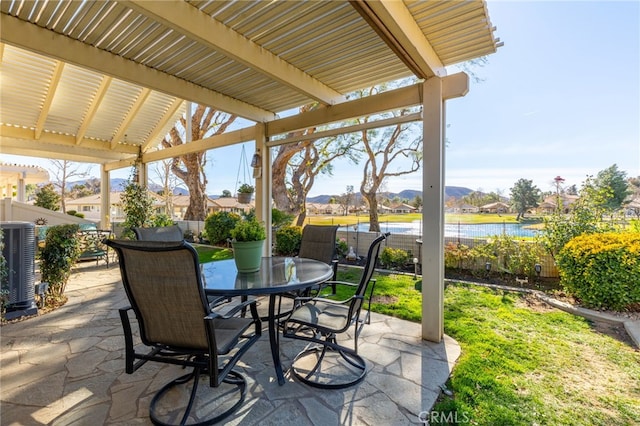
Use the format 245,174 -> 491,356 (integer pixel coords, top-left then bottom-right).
293,294 -> 363,307
206,299 -> 258,320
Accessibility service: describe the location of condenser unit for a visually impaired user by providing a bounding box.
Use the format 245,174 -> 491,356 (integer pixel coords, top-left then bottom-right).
1,221 -> 37,320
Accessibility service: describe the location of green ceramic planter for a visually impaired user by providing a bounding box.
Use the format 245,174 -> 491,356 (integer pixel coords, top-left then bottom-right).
231,239 -> 264,272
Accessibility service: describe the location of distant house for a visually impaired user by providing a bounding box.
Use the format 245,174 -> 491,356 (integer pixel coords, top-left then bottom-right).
211,197 -> 254,214
537,194 -> 580,214
537,201 -> 557,215
65,192 -> 165,222
456,203 -> 479,213
65,192 -> 224,221
307,203 -> 344,216
479,201 -> 510,214
387,203 -> 417,214
171,195 -> 219,219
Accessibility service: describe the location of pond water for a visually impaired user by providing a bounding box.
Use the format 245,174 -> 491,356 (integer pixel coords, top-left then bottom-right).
340,221 -> 539,238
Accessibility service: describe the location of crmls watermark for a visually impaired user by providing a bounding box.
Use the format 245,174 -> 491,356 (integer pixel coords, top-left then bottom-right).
418,410 -> 471,424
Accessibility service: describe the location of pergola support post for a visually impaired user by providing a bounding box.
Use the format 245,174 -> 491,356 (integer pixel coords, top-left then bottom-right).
421,77 -> 445,342
100,165 -> 110,229
421,73 -> 469,342
254,123 -> 272,255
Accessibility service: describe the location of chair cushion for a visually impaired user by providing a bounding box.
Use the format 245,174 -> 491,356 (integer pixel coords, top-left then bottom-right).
289,301 -> 350,332
213,317 -> 255,354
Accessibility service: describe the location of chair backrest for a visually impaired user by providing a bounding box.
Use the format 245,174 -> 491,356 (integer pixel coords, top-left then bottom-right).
349,233 -> 389,317
133,225 -> 183,242
297,225 -> 339,264
106,240 -> 210,350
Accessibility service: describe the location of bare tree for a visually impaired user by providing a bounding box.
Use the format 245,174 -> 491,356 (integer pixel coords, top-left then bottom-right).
288,139 -> 359,225
48,160 -> 89,213
356,115 -> 422,232
337,185 -> 355,216
161,105 -> 237,220
151,160 -> 180,218
272,104 -> 317,215
272,104 -> 359,224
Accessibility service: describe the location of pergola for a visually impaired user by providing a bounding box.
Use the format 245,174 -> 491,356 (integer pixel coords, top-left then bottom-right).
0,0 -> 501,341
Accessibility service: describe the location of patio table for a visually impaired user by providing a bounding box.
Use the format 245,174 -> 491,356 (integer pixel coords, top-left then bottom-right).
201,257 -> 333,385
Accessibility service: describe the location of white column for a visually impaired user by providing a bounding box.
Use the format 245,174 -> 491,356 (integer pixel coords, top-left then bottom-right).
254,123 -> 272,255
100,165 -> 110,229
421,77 -> 445,342
5,183 -> 13,199
17,172 -> 26,202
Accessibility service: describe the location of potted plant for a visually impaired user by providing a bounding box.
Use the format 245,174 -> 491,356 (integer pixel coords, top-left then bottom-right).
230,217 -> 266,272
237,183 -> 254,204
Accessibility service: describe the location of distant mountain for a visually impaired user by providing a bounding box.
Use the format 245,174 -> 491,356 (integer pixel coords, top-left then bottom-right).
65,178 -> 188,195
307,186 -> 474,204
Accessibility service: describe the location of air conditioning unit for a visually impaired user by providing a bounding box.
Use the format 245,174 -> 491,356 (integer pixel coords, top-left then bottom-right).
1,221 -> 38,320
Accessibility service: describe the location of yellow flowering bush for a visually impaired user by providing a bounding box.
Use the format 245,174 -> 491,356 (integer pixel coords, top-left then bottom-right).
556,232 -> 640,310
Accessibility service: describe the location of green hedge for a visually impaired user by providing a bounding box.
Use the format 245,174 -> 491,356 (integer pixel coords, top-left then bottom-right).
380,247 -> 410,270
274,225 -> 302,256
40,224 -> 81,299
556,232 -> 640,311
204,211 -> 241,245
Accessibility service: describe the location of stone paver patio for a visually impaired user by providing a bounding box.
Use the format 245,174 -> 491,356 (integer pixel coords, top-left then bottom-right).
1,261 -> 460,425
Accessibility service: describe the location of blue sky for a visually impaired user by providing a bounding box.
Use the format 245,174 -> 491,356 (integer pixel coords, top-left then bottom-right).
5,1 -> 639,198
363,0 -> 640,197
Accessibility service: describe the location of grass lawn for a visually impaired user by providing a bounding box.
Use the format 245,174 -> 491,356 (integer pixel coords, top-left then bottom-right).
192,243 -> 233,263
331,268 -> 640,425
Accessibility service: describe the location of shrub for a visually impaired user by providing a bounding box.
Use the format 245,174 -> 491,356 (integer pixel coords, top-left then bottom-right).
40,224 -> 81,300
336,237 -> 348,258
380,247 -> 410,270
484,234 -> 543,277
152,213 -> 174,227
275,226 -> 302,255
204,211 -> 241,245
121,180 -> 154,239
272,208 -> 295,228
444,242 -> 473,270
230,217 -> 266,242
556,232 -> 640,311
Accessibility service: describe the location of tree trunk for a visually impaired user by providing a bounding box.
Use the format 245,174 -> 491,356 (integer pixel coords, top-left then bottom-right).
161,105 -> 236,221
272,143 -> 305,214
172,152 -> 207,220
363,192 -> 381,232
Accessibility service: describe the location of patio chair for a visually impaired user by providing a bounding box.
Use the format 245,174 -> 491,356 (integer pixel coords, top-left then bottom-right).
282,233 -> 389,389
273,224 -> 341,319
105,239 -> 261,425
133,225 -> 183,241
297,224 -> 339,284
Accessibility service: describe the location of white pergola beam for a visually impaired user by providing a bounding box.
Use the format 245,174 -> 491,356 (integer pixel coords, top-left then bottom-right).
356,1 -> 446,78
110,88 -> 152,149
0,14 -> 275,123
1,137 -> 134,163
141,126 -> 256,164
268,112 -> 422,147
141,99 -> 184,152
34,61 -> 64,139
266,83 -> 422,137
76,76 -> 112,144
1,125 -> 139,156
123,1 -> 344,106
